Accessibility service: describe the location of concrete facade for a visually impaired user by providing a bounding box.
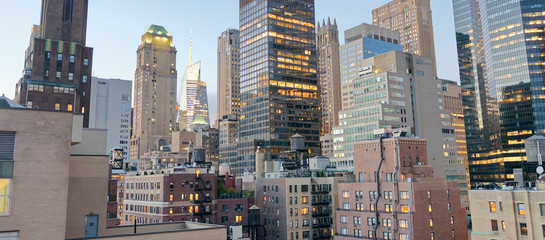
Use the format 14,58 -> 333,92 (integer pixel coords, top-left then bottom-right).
90,77 -> 132,161
217,29 -> 241,118
469,183 -> 545,240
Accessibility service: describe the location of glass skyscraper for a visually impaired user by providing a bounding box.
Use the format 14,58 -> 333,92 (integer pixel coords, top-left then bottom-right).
453,0 -> 545,187
237,0 -> 320,175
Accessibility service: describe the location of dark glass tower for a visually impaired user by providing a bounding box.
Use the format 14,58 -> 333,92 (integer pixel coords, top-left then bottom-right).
237,0 -> 320,175
15,0 -> 93,127
453,0 -> 545,187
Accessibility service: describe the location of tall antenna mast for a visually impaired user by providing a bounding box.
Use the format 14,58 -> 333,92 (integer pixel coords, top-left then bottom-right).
189,26 -> 193,65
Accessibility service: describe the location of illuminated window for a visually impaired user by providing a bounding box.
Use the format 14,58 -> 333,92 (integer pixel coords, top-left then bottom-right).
427,190 -> 431,199
55,103 -> 60,110
342,191 -> 349,198
401,205 -> 408,213
83,75 -> 88,83
301,196 -> 308,204
518,203 -> 526,215
429,218 -> 433,227
67,104 -> 73,112
399,219 -> 407,228
400,191 -> 409,199
489,201 -> 497,213
169,194 -> 173,201
235,216 -> 242,223
169,207 -> 173,214
0,179 -> 11,215
302,207 -> 309,215
502,221 -> 506,230
520,223 -> 528,236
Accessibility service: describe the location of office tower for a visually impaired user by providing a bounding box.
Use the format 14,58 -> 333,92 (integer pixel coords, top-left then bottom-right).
217,29 -> 241,118
339,23 -> 402,109
442,79 -> 469,188
237,0 -> 320,175
372,0 -> 437,74
14,0 -> 93,127
335,136 -> 468,240
316,18 -> 341,136
180,61 -> 210,130
453,0 -> 545,187
89,77 -> 132,161
130,25 -> 177,160
332,51 -> 468,205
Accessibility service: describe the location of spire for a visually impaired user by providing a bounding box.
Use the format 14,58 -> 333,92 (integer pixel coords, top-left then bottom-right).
322,19 -> 326,27
317,21 -> 321,29
328,17 -> 331,26
189,26 -> 193,65
334,18 -> 337,26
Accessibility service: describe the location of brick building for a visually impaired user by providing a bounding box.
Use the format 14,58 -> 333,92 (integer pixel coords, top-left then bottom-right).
14,0 -> 93,127
335,136 -> 468,240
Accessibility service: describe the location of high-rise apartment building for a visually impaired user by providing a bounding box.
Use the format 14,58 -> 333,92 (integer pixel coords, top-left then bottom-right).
14,0 -> 93,127
130,25 -> 177,160
217,29 -> 241,119
237,0 -> 320,175
316,18 -> 341,136
332,51 -> 468,206
179,61 -> 210,130
219,114 -> 239,166
335,136 -> 468,240
90,78 -> 132,161
453,0 -> 545,187
372,0 -> 437,74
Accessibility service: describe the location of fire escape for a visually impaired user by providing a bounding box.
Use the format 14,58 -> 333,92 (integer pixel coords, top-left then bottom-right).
311,183 -> 332,240
192,173 -> 212,222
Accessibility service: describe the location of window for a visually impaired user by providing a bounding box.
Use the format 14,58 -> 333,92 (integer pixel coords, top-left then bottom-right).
489,201 -> 497,213
302,207 -> 309,215
430,232 -> 435,240
542,225 -> 545,237
400,191 -> 409,199
301,185 -> 308,192
235,216 -> 242,223
55,103 -> 61,110
491,220 -> 498,231
57,53 -> 63,61
56,71 -> 62,80
301,196 -> 308,204
340,215 -> 347,223
343,202 -> 350,210
401,204 -> 408,213
235,204 -> 243,212
303,219 -> 309,226
69,55 -> 75,63
428,204 -> 432,212
502,221 -> 506,230
429,218 -> 433,227
340,228 -> 348,236
540,204 -> 545,216
67,104 -> 73,112
0,231 -> 18,239
0,132 -> 15,178
222,205 -> 228,212
68,73 -> 73,81
368,230 -> 374,238
520,223 -> 528,236
83,75 -> 88,83
84,58 -> 89,66
447,202 -> 451,211
221,216 -> 228,224
399,219 -> 407,228
27,101 -> 33,109
518,203 -> 526,215
370,203 -> 375,212
342,191 -> 349,198
0,179 -> 11,215
427,190 -> 431,199
451,216 -> 454,225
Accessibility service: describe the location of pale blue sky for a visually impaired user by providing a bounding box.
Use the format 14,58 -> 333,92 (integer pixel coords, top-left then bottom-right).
0,0 -> 459,123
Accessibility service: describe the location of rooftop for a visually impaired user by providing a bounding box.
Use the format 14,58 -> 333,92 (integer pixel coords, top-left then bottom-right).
147,25 -> 170,36
0,94 -> 23,108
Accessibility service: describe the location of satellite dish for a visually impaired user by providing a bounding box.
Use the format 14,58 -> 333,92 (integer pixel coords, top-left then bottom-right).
537,166 -> 544,175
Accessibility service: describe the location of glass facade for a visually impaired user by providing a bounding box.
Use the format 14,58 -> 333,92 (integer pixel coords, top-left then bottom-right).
238,0 -> 320,175
362,37 -> 403,59
179,62 -> 210,129
453,0 -> 545,187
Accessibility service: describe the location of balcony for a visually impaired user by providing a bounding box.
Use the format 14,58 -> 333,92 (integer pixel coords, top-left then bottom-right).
312,189 -> 329,194
312,199 -> 331,206
312,211 -> 331,217
192,210 -> 212,216
193,197 -> 212,203
312,223 -> 331,228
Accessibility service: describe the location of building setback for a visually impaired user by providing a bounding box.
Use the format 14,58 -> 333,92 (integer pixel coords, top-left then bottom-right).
372,0 -> 437,74
237,0 -> 320,175
130,25 -> 178,160
335,136 -> 467,240
90,77 -> 132,161
14,0 -> 93,127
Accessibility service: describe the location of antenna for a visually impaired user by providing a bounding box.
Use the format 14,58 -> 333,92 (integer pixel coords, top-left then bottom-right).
189,26 -> 193,65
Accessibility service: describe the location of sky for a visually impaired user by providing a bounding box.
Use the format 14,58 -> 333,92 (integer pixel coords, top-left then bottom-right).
0,0 -> 459,123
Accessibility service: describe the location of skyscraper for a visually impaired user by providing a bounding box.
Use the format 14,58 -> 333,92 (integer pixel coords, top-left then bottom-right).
217,29 -> 241,119
14,0 -> 93,127
316,18 -> 341,136
372,0 -> 437,74
179,61 -> 210,130
130,25 -> 177,160
453,0 -> 545,187
237,0 -> 320,175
